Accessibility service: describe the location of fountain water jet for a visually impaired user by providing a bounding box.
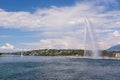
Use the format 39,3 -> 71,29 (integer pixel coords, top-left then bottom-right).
84,17 -> 100,58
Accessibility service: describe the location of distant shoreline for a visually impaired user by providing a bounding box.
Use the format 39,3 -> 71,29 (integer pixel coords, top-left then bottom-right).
1,49 -> 120,59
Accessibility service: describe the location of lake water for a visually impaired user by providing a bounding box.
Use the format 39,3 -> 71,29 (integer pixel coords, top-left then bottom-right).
0,56 -> 120,80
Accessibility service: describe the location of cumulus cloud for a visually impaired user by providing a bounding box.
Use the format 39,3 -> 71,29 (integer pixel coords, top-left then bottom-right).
0,43 -> 14,50
0,3 -> 106,31
113,31 -> 120,37
0,1 -> 119,32
0,0 -> 120,50
22,37 -> 84,49
0,1 -> 119,31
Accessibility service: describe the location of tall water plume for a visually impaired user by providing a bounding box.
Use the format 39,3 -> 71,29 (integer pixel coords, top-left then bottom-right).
84,17 -> 100,58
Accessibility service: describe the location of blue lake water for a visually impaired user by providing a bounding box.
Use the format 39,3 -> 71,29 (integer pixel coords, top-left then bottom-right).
0,56 -> 120,80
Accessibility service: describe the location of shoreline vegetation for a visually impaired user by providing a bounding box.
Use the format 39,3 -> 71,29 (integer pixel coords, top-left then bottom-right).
0,52 -> 2,56
1,49 -> 117,57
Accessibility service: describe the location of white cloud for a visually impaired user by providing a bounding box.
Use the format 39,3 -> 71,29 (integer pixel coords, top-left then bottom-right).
22,37 -> 84,50
0,0 -> 120,50
0,3 -> 105,31
0,1 -> 119,32
113,31 -> 120,37
0,43 -> 14,50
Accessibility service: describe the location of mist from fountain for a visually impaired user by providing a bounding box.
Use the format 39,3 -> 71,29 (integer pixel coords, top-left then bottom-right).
84,17 -> 100,58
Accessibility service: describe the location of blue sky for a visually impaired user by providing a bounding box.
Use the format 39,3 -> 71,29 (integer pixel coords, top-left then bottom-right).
0,0 -> 120,52
0,0 -> 79,12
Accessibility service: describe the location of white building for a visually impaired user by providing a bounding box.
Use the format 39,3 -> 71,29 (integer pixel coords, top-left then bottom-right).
115,52 -> 120,58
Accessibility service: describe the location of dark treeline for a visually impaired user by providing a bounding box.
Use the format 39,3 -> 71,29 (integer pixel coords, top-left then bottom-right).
101,50 -> 115,57
4,49 -> 84,56
0,52 -> 2,56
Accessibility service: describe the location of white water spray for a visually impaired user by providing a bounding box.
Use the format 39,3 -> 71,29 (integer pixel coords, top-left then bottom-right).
84,17 -> 100,58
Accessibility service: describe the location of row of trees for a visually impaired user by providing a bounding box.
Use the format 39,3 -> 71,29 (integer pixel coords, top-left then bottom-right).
101,50 -> 115,57
3,49 -> 115,57
0,52 -> 2,56
26,49 -> 84,56
5,49 -> 84,56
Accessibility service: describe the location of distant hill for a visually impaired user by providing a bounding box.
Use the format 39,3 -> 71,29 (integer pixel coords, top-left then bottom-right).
107,44 -> 120,52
